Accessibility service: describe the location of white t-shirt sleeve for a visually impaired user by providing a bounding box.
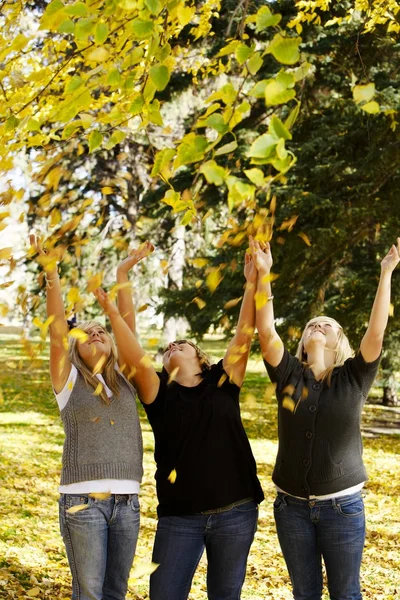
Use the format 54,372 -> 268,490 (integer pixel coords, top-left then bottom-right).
55,364 -> 78,411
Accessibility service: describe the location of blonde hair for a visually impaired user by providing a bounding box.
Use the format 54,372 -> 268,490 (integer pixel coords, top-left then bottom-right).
69,320 -> 121,404
295,316 -> 354,383
163,340 -> 212,373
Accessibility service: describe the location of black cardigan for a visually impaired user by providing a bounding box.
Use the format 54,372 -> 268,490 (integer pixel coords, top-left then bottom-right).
264,349 -> 380,498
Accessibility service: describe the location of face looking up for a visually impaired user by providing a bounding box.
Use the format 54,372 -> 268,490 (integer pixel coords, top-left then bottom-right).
77,324 -> 112,364
302,318 -> 340,356
162,340 -> 201,373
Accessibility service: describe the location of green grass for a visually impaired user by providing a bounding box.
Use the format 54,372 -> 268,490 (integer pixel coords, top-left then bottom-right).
0,335 -> 399,599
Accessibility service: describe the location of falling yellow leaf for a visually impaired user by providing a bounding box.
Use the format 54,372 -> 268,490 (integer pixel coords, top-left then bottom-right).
388,303 -> 394,317
160,259 -> 169,274
260,272 -> 280,284
217,373 -> 228,387
167,367 -> 180,384
131,561 -> 160,579
110,418 -> 115,425
93,355 -> 107,375
67,380 -> 73,391
192,258 -> 209,268
91,416 -> 101,423
148,337 -> 159,346
108,281 -> 131,301
168,469 -> 177,483
298,232 -> 311,246
138,304 -> 149,312
93,382 -> 103,396
195,280 -> 202,289
206,268 -> 223,293
255,291 -> 269,310
139,355 -> 153,369
101,186 -> 114,195
69,328 -> 89,342
67,504 -> 89,514
283,384 -> 295,396
86,272 -> 104,293
301,387 -> 309,400
282,396 -> 296,412
224,296 -> 243,309
89,492 -> 111,500
192,297 -> 206,309
0,247 -> 12,260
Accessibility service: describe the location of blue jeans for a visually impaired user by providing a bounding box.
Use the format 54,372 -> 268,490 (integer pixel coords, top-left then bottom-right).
150,500 -> 258,600
59,493 -> 140,600
274,491 -> 366,600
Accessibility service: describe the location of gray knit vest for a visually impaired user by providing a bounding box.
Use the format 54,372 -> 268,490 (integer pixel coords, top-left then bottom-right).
60,370 -> 143,485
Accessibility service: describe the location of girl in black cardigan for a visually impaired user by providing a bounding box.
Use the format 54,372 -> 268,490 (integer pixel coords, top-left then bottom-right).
252,235 -> 399,600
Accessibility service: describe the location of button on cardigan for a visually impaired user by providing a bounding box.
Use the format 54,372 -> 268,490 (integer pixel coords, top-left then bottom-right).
264,349 -> 380,498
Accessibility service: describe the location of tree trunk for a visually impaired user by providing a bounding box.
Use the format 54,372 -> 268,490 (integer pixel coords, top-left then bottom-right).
382,382 -> 399,407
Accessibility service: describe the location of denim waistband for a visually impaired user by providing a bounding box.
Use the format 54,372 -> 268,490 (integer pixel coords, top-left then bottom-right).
277,490 -> 363,508
59,493 -> 138,501
198,497 -> 254,515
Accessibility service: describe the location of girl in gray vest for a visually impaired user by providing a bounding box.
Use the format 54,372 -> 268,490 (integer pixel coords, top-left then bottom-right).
30,235 -> 143,600
251,235 -> 400,600
94,242 -> 264,600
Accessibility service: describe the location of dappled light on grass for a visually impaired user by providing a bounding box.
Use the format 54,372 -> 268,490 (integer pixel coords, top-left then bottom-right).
0,336 -> 399,599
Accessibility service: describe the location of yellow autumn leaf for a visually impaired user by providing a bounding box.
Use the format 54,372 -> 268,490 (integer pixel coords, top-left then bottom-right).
69,328 -> 89,342
89,492 -> 111,500
148,337 -> 159,346
255,291 -> 269,310
282,396 -> 295,412
0,247 -> 12,260
217,373 -> 228,387
91,416 -> 101,423
110,418 -> 115,425
138,304 -> 149,312
298,231 -> 311,246
131,561 -> 160,579
282,384 -> 295,396
67,504 -> 89,514
192,297 -> 206,309
108,281 -> 131,301
26,588 -> 41,598
87,47 -> 110,62
101,186 -> 114,194
388,303 -> 394,317
192,258 -> 209,268
206,268 -> 223,293
224,296 -> 243,309
6,361 -> 17,369
67,287 -> 82,305
86,272 -> 104,292
168,469 -> 177,483
93,355 -> 107,375
93,382 -> 103,396
139,355 -> 153,369
167,367 -> 180,384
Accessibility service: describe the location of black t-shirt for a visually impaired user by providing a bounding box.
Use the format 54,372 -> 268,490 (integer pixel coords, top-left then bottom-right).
143,360 -> 264,517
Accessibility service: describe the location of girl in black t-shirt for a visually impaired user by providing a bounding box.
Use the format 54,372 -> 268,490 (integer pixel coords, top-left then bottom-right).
94,241 -> 264,600
251,236 -> 400,600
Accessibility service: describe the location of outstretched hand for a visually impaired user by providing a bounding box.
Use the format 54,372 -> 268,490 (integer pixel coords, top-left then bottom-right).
94,288 -> 120,318
249,235 -> 273,274
29,233 -> 63,275
244,251 -> 257,284
117,241 -> 154,276
381,238 -> 400,274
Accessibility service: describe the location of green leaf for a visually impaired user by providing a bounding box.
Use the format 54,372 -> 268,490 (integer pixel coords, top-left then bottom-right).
75,18 -> 96,41
65,2 -> 87,16
177,5 -> 195,26
175,134 -> 208,167
89,130 -> 103,153
207,83 -> 237,106
27,118 -> 40,132
214,140 -> 238,156
276,138 -> 287,160
276,70 -> 295,89
65,76 -> 84,94
145,0 -> 162,15
5,116 -> 20,132
293,62 -> 312,82
248,80 -> 269,98
200,160 -> 226,186
217,40 -> 240,58
256,6 -> 282,31
247,52 -> 263,75
353,83 -> 375,104
149,65 -> 170,91
266,34 -> 301,65
129,95 -> 145,115
235,44 -> 253,65
58,19 -> 75,34
248,134 -> 277,159
181,210 -> 195,226
95,22 -> 109,45
62,121 -> 81,139
265,80 -> 296,105
151,148 -> 175,176
269,116 -> 292,140
284,102 -> 300,130
156,43 -> 171,62
206,114 -> 229,134
361,101 -> 380,114
244,168 -> 265,186
148,102 -> 163,126
107,69 -> 122,87
132,19 -> 154,39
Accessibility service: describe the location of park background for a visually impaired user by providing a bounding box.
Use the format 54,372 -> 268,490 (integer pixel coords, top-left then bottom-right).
0,0 -> 399,598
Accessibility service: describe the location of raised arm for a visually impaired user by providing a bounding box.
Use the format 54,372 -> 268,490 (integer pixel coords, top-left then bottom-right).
94,288 -> 160,404
251,237 -> 284,367
116,241 -> 154,334
223,249 -> 256,387
29,234 -> 71,393
360,238 -> 400,363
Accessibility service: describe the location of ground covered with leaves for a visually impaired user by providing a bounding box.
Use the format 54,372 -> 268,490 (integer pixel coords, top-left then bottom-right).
0,335 -> 399,599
